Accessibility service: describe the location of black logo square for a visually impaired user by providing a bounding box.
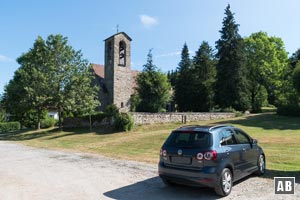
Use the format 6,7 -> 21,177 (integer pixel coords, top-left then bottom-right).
274,177 -> 295,194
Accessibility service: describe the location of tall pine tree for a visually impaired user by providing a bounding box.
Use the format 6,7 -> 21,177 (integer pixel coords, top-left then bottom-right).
191,41 -> 216,111
175,43 -> 193,111
215,4 -> 250,111
136,50 -> 171,112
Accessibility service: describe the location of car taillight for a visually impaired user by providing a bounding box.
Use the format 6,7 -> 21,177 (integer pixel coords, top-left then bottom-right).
204,150 -> 217,160
196,150 -> 217,160
196,153 -> 203,160
160,149 -> 167,157
162,150 -> 167,157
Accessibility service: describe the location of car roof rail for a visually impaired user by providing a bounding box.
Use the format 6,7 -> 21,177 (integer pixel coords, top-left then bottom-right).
178,125 -> 203,129
209,124 -> 233,131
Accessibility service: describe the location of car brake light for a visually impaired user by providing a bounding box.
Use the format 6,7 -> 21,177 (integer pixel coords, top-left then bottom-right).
163,150 -> 167,157
196,150 -> 217,160
204,150 -> 217,160
160,149 -> 167,157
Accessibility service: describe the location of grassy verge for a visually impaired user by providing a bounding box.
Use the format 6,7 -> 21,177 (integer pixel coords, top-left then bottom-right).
1,113 -> 300,180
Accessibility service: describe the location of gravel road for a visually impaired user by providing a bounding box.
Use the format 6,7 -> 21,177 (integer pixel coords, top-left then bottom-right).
0,141 -> 299,200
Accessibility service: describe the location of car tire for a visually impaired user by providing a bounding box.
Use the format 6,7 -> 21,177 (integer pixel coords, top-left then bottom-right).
214,168 -> 233,197
255,154 -> 265,176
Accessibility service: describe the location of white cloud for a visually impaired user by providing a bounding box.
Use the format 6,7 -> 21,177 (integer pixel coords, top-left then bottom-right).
0,54 -> 13,62
140,14 -> 158,28
156,51 -> 181,58
156,50 -> 195,58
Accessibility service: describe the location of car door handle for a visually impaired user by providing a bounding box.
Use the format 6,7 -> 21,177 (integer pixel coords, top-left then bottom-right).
242,148 -> 246,151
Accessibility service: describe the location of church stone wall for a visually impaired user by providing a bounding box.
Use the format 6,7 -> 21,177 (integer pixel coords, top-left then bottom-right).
131,112 -> 235,125
63,112 -> 235,128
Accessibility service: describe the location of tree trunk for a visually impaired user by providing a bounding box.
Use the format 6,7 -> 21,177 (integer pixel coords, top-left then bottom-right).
89,114 -> 92,132
36,109 -> 41,130
58,106 -> 63,130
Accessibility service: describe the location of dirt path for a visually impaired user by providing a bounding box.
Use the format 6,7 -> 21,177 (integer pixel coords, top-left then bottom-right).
0,141 -> 299,200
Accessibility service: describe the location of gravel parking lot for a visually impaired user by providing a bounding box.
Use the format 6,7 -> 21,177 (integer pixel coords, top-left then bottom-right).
0,141 -> 299,200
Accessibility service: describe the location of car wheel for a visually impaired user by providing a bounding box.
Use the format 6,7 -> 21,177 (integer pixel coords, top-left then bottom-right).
214,168 -> 232,197
256,154 -> 265,176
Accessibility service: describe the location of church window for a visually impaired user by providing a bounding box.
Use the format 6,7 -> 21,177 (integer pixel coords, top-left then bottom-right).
119,41 -> 126,66
121,102 -> 124,108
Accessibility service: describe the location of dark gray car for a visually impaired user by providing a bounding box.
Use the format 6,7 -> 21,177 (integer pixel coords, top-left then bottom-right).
158,125 -> 265,196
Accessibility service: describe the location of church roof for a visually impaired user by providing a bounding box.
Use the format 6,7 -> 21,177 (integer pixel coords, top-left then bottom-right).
92,63 -> 139,94
92,64 -> 105,78
104,32 -> 132,41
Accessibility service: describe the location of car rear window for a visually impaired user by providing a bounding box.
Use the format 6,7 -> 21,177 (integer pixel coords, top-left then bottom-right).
164,131 -> 212,148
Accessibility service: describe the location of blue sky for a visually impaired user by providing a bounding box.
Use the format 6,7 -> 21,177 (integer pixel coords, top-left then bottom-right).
1,0 -> 300,94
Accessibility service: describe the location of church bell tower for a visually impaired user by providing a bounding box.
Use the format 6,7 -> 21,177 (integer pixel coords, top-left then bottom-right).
104,32 -> 132,112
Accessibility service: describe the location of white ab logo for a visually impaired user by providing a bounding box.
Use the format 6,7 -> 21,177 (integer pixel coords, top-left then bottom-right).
277,181 -> 292,192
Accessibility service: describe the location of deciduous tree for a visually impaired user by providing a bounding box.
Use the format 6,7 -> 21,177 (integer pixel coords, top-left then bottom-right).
3,35 -> 99,129
244,32 -> 288,110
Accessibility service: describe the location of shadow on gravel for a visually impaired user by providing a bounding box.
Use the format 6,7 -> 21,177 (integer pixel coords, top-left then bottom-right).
103,176 -> 222,200
265,169 -> 300,183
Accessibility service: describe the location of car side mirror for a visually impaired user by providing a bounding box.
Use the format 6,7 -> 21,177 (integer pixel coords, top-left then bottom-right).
252,139 -> 257,144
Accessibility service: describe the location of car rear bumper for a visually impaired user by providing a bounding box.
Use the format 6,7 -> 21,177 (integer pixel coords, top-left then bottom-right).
158,161 -> 218,188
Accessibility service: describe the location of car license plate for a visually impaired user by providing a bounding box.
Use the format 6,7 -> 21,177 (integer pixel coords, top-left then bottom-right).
171,156 -> 191,164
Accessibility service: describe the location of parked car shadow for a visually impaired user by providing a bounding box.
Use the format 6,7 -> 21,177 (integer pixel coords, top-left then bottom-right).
103,176 -> 222,200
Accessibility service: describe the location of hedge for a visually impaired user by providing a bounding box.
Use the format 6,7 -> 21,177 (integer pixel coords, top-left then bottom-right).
0,122 -> 21,133
277,105 -> 300,117
80,112 -> 107,123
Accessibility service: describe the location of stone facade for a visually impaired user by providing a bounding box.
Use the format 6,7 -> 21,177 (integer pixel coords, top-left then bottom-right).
131,112 -> 236,125
104,32 -> 132,112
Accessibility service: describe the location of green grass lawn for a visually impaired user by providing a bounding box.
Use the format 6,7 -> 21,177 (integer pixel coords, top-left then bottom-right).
1,113 -> 300,180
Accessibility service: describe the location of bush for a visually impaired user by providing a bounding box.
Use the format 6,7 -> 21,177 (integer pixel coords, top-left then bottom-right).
114,113 -> 134,132
81,112 -> 107,123
41,116 -> 57,128
0,122 -> 21,133
277,105 -> 300,117
0,109 -> 5,122
105,104 -> 119,117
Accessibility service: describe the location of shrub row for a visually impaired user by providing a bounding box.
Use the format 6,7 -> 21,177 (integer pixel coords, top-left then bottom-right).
80,112 -> 107,124
277,105 -> 300,117
0,122 -> 21,133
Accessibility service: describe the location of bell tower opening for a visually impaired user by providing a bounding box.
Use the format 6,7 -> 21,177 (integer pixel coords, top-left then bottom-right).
119,41 -> 126,66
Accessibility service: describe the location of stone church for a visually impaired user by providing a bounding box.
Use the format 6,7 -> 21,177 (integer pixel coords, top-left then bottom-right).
92,32 -> 138,112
